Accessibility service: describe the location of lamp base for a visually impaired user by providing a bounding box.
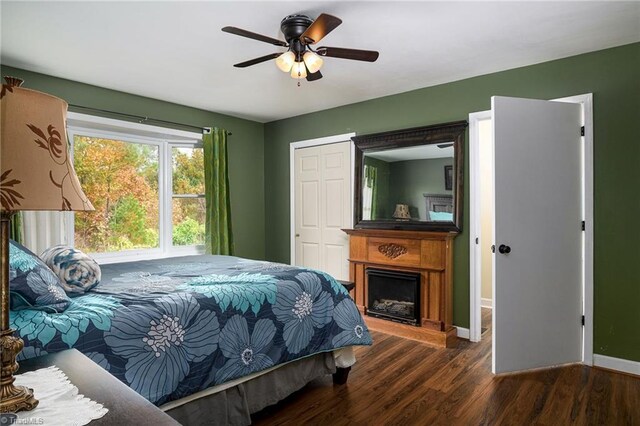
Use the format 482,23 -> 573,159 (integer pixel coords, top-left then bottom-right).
0,329 -> 38,413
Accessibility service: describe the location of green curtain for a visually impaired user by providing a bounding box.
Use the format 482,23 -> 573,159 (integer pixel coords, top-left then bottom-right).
203,128 -> 234,255
364,165 -> 378,219
9,212 -> 22,243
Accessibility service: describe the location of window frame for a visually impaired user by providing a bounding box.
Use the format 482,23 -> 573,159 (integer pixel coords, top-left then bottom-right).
66,112 -> 205,264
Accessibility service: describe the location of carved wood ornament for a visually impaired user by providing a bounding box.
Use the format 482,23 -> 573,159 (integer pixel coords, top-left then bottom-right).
378,243 -> 407,259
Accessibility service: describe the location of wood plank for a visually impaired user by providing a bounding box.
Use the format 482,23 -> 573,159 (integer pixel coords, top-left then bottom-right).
349,235 -> 367,261
253,308 -> 640,425
343,228 -> 456,240
444,238 -> 454,326
363,315 -> 456,347
367,237 -> 421,267
354,263 -> 365,309
420,239 -> 445,269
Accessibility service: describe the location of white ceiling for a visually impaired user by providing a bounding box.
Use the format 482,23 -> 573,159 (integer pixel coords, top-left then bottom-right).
2,1 -> 639,123
367,144 -> 454,162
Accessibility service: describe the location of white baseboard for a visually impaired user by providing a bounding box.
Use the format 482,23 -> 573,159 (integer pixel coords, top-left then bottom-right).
456,327 -> 470,339
481,298 -> 493,308
593,354 -> 640,376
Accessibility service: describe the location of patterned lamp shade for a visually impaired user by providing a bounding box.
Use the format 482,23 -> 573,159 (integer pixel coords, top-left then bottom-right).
392,204 -> 411,219
0,77 -> 93,212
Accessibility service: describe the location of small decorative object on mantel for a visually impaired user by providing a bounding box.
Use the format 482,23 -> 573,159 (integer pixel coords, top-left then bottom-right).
0,76 -> 94,413
392,204 -> 411,220
12,366 -> 108,425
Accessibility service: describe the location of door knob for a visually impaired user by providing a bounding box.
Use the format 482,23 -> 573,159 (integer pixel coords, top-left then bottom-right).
498,244 -> 511,254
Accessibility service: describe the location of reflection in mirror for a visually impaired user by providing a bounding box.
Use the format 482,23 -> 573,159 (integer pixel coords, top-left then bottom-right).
362,144 -> 454,223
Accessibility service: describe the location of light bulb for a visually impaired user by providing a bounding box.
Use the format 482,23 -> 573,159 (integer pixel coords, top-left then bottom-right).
303,51 -> 323,74
275,51 -> 295,73
290,61 -> 307,79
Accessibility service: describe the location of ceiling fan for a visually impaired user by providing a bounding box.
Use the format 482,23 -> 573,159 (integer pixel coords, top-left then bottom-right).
221,13 -> 379,83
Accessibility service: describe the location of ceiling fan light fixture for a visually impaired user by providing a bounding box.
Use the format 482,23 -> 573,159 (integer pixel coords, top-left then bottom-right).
303,51 -> 323,74
275,51 -> 295,72
290,61 -> 307,79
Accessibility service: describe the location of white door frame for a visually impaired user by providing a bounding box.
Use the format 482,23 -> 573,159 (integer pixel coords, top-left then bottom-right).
468,94 -> 594,366
289,132 -> 356,265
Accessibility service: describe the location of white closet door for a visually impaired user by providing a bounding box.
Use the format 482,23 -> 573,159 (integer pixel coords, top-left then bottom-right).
319,142 -> 351,280
294,142 -> 351,279
295,146 -> 322,270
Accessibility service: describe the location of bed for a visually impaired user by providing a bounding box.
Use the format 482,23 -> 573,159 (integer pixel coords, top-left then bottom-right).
9,255 -> 372,424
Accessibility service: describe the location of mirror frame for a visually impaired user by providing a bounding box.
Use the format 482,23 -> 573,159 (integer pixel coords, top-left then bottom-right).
353,120 -> 467,232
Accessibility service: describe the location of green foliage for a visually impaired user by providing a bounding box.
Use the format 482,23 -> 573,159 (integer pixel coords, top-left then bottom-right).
109,195 -> 148,246
173,218 -> 205,246
173,148 -> 205,194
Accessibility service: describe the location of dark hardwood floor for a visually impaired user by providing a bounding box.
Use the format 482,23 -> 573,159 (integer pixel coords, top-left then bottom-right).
253,308 -> 640,425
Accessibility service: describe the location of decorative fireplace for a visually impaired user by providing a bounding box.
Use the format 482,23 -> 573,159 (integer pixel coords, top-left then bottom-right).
366,268 -> 421,325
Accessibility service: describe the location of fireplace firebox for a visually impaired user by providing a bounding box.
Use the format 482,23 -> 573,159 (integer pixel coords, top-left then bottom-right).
366,268 -> 421,325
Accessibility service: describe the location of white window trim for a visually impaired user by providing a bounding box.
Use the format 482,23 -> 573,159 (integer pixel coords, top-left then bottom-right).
66,112 -> 205,264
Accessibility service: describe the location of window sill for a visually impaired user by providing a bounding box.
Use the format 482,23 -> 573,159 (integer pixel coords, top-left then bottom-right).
91,246 -> 205,265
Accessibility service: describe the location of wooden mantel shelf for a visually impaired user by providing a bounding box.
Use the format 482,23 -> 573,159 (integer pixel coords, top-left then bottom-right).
343,228 -> 457,347
342,228 -> 457,239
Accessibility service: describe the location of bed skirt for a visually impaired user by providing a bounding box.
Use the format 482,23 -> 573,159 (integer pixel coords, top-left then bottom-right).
164,352 -> 336,425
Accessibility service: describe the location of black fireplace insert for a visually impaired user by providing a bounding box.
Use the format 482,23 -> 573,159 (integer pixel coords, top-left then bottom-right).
366,268 -> 421,325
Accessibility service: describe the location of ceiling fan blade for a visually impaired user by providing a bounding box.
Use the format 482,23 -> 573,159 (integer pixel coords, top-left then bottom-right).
222,26 -> 288,47
306,69 -> 323,82
233,53 -> 281,68
300,13 -> 342,44
317,47 -> 379,62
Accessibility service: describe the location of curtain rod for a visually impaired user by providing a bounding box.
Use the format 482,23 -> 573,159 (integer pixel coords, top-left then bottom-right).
68,104 -> 232,136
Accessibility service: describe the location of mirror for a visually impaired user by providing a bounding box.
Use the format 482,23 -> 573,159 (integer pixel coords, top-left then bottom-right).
353,121 -> 467,232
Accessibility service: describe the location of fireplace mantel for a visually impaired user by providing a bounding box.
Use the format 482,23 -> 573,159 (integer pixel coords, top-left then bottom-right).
343,228 -> 458,347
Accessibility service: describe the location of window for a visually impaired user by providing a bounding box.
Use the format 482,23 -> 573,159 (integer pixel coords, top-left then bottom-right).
171,147 -> 205,246
67,113 -> 204,263
73,136 -> 160,253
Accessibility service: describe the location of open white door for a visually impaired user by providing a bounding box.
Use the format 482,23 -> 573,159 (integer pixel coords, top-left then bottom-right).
492,96 -> 583,374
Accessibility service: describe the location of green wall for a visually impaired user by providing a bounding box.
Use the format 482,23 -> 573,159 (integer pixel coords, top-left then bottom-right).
264,43 -> 640,362
1,65 -> 266,260
390,158 -> 453,220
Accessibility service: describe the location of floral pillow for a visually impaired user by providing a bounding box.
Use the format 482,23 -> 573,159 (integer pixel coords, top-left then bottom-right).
40,245 -> 101,295
9,240 -> 71,312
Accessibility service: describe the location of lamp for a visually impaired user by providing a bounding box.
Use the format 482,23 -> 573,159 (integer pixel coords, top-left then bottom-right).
392,204 -> 411,220
275,51 -> 295,73
290,61 -> 307,79
303,51 -> 323,74
0,77 -> 94,413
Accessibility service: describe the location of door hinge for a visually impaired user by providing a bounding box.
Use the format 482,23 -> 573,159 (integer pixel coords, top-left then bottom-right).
491,245 -> 495,253
581,126 -> 585,136
581,315 -> 585,326
581,221 -> 585,231
475,237 -> 479,244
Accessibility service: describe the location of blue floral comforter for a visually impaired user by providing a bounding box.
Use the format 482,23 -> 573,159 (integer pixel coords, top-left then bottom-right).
10,255 -> 372,405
